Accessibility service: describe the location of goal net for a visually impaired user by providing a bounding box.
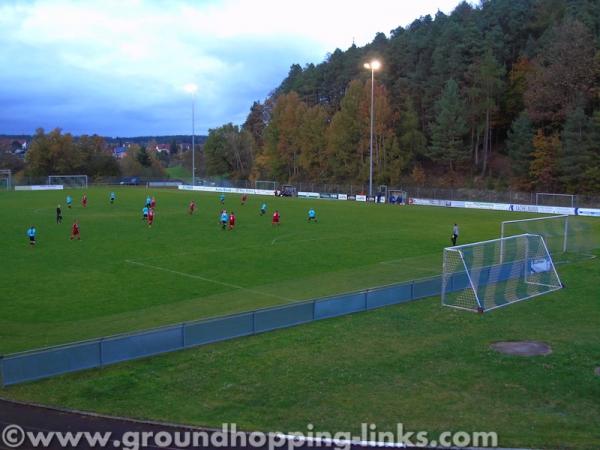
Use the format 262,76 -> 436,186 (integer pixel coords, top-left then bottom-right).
442,234 -> 562,313
535,192 -> 576,207
255,180 -> 278,191
48,175 -> 88,189
501,215 -> 568,257
388,190 -> 407,205
501,215 -> 598,261
0,170 -> 11,190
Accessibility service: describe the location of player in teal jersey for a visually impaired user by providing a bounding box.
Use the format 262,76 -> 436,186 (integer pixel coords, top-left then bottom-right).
27,225 -> 36,245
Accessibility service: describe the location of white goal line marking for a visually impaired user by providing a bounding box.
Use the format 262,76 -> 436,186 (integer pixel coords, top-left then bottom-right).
125,259 -> 292,302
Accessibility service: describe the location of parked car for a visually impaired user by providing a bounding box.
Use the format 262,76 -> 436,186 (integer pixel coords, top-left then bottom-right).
119,177 -> 140,185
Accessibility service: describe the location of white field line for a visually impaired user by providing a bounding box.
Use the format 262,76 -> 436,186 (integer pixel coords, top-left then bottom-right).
271,233 -> 295,245
130,236 -> 318,262
125,259 -> 292,302
130,232 -> 370,263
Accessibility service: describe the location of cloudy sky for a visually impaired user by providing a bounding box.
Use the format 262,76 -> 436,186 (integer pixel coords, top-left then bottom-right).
0,0 -> 461,137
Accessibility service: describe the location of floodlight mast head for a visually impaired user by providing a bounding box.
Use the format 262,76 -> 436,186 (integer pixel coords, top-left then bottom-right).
183,83 -> 198,94
364,60 -> 381,71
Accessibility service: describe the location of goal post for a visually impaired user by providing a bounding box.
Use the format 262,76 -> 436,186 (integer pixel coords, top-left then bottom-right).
535,192 -> 576,207
0,169 -> 11,190
442,234 -> 562,313
388,189 -> 408,205
48,175 -> 88,189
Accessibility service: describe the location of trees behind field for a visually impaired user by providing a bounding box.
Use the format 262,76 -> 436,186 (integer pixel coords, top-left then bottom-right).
8,0 -> 600,193
23,128 -> 168,180
230,0 -> 600,193
25,128 -> 120,179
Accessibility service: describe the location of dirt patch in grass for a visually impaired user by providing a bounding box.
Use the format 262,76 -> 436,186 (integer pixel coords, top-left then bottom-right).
491,341 -> 552,356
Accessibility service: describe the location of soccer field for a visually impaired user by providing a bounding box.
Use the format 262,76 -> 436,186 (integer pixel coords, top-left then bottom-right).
2,187 -> 600,448
0,186 -> 540,354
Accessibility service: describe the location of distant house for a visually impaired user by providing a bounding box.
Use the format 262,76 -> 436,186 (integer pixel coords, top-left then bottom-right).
113,146 -> 127,159
11,140 -> 27,155
155,144 -> 170,153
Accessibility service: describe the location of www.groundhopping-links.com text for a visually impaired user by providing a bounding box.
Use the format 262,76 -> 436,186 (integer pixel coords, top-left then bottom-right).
1,423 -> 499,449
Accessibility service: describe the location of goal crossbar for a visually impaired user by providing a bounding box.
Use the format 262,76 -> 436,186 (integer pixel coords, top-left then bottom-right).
501,215 -> 568,258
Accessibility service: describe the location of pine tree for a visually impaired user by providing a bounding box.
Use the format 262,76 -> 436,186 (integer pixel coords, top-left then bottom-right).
297,104 -> 328,182
398,96 -> 427,163
530,129 -> 560,191
473,49 -> 505,175
560,106 -> 592,191
506,112 -> 534,180
429,79 -> 469,171
326,80 -> 364,182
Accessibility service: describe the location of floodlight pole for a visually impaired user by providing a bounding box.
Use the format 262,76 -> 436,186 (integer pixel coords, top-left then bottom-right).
191,92 -> 196,187
369,67 -> 374,198
184,83 -> 198,186
364,60 -> 380,198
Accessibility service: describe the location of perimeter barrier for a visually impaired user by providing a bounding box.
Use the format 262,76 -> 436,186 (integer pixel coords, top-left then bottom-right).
0,275 -> 448,387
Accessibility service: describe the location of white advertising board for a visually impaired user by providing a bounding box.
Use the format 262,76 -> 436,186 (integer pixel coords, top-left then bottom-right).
15,185 -> 64,191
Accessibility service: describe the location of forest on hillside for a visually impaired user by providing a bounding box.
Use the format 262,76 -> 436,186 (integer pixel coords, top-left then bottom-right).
203,0 -> 600,193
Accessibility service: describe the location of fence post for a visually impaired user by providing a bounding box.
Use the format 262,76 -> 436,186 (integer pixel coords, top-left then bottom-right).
99,339 -> 104,368
252,311 -> 256,334
364,290 -> 369,310
181,323 -> 186,348
411,280 -> 415,300
0,355 -> 4,387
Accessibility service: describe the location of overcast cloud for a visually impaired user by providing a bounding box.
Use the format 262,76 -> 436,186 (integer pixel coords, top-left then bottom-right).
0,0 -> 461,136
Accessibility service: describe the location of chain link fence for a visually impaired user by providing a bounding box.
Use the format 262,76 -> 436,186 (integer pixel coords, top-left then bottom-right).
7,175 -> 600,207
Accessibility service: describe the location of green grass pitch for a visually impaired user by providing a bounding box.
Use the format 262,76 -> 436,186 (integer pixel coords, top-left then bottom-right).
1,187 -> 599,448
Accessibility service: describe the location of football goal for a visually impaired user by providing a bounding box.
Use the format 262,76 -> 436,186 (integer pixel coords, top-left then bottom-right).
388,189 -> 407,205
280,185 -> 297,196
501,215 -> 568,258
48,175 -> 88,189
500,214 -> 599,262
442,234 -> 562,313
255,180 -> 278,191
0,170 -> 11,190
535,192 -> 576,208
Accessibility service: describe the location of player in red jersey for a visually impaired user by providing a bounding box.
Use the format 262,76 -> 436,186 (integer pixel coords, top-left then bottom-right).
228,211 -> 236,230
272,210 -> 280,226
81,193 -> 87,208
188,200 -> 196,215
147,208 -> 155,227
70,220 -> 81,240
150,196 -> 156,208
241,194 -> 247,205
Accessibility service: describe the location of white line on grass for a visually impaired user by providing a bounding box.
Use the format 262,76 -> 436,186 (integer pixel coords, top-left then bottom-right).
131,229 -> 408,263
125,259 -> 292,302
271,233 -> 295,245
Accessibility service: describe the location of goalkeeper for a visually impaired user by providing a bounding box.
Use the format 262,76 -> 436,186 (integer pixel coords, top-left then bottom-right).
451,223 -> 459,246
